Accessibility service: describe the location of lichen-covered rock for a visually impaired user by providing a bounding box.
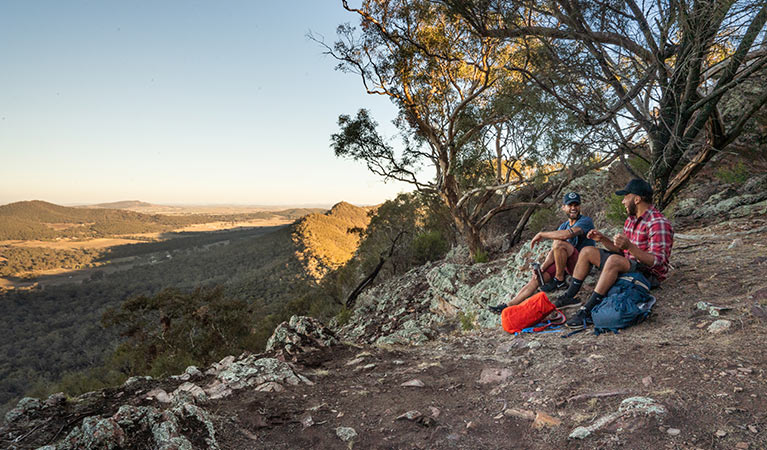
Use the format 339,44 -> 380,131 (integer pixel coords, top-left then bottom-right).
202,355 -> 312,400
59,416 -> 126,450
3,397 -> 41,426
338,238 -> 552,344
335,426 -> 358,442
266,315 -> 338,355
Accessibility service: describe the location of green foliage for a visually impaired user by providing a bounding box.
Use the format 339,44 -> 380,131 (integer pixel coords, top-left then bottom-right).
527,207 -> 557,234
335,307 -> 353,327
102,287 -> 259,378
457,311 -> 477,331
412,231 -> 449,265
715,162 -> 749,184
606,194 -> 627,226
628,156 -> 651,178
472,249 -> 489,263
0,246 -> 101,277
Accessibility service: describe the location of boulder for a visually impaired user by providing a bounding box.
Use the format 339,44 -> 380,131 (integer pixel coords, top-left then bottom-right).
266,315 -> 339,355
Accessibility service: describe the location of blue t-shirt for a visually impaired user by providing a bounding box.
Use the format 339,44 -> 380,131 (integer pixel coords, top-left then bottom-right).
557,215 -> 595,251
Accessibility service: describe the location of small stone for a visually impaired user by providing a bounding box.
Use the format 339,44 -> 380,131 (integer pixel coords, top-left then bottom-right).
532,411 -> 562,429
735,442 -> 749,449
401,379 -> 425,387
466,421 -> 478,430
737,367 -> 753,374
696,322 -> 708,328
478,368 -> 513,384
571,412 -> 592,424
748,425 -> 759,433
254,382 -> 284,392
715,429 -> 727,437
667,428 -> 681,436
145,388 -> 171,403
429,406 -> 441,418
526,341 -> 542,350
734,387 -> 744,392
504,408 -> 536,421
728,238 -> 743,249
569,426 -> 591,439
301,414 -> 314,429
335,426 -> 357,442
642,376 -> 653,387
396,410 -> 422,421
708,320 -> 732,334
345,358 -> 365,366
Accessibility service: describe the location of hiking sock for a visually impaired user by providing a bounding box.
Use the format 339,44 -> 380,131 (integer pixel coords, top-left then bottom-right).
561,277 -> 584,299
583,292 -> 606,313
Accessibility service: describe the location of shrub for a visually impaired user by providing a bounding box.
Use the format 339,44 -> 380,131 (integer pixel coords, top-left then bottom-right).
412,231 -> 449,264
606,194 -> 627,226
335,307 -> 353,327
715,162 -> 749,184
527,207 -> 557,234
457,311 -> 476,331
628,156 -> 651,177
472,249 -> 489,263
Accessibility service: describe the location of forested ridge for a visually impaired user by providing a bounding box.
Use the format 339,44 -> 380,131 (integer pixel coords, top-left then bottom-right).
0,202 -> 374,416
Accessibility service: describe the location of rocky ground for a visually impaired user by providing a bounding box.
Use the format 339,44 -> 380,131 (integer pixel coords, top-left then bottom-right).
2,177 -> 767,449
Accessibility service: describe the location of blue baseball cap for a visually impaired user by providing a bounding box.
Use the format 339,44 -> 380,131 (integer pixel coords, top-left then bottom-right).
562,192 -> 581,205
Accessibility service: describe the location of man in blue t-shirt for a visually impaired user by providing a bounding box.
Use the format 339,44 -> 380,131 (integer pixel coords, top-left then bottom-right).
489,192 -> 595,314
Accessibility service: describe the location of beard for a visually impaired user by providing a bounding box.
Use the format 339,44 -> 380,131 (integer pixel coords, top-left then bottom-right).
626,201 -> 637,216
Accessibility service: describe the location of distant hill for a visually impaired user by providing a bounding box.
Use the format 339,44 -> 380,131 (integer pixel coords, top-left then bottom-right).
0,201 -> 327,240
84,200 -> 154,209
292,201 -> 376,280
0,200 -> 213,240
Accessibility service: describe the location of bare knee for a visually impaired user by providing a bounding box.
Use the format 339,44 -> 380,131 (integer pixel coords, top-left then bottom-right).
579,246 -> 599,262
603,255 -> 629,273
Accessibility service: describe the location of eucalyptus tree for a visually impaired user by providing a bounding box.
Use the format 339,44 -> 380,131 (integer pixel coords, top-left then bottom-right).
321,0 -> 614,258
446,0 -> 767,207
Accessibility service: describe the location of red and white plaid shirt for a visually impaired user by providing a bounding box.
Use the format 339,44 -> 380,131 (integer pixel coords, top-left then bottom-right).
623,206 -> 674,281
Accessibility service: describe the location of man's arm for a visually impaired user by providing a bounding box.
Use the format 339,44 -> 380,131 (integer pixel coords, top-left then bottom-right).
614,234 -> 656,265
615,218 -> 674,268
531,227 -> 583,247
588,229 -> 622,253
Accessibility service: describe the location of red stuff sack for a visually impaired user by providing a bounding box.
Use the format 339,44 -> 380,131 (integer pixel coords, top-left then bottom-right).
501,292 -> 556,334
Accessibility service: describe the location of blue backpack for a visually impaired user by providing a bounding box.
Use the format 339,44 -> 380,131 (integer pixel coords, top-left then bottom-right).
590,272 -> 656,335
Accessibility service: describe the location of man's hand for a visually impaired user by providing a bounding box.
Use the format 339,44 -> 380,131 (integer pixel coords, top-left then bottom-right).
531,232 -> 543,248
613,234 -> 631,250
587,229 -> 606,242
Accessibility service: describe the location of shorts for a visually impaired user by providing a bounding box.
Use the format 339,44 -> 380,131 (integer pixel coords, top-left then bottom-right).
544,247 -> 580,278
597,249 -> 660,289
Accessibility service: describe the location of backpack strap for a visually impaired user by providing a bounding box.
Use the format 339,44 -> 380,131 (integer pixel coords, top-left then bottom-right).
618,275 -> 650,292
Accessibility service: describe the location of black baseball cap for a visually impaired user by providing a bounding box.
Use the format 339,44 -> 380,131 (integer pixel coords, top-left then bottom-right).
616,178 -> 653,198
562,192 -> 581,205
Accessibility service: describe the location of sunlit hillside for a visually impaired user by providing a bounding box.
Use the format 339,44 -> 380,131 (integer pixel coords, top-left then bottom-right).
292,201 -> 376,280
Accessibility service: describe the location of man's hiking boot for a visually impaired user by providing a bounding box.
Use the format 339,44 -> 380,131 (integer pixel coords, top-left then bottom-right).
566,307 -> 592,330
488,303 -> 508,315
554,294 -> 580,309
541,277 -> 568,293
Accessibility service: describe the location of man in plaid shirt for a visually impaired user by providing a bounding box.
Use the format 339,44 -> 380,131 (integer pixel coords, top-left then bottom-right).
554,178 -> 674,330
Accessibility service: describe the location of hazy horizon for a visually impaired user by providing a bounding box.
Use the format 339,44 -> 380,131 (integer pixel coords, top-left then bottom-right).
0,198 -> 377,210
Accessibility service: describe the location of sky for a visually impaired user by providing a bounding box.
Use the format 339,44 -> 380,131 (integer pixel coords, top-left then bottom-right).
0,1 -> 412,207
